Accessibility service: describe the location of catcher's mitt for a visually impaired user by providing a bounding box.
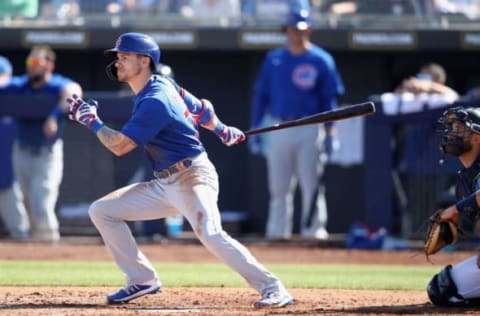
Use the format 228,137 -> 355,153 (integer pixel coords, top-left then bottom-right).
424,210 -> 460,261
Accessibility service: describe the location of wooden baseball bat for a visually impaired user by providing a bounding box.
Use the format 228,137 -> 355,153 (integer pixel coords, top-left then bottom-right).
244,102 -> 376,136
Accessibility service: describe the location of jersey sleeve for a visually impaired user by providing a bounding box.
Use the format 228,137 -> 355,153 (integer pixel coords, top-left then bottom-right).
317,55 -> 344,110
121,98 -> 170,145
316,54 -> 345,128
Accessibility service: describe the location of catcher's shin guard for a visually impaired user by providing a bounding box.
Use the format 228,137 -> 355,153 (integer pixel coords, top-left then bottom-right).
427,265 -> 465,306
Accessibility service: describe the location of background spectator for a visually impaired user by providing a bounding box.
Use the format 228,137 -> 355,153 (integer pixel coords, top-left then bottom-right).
254,0 -> 290,17
179,0 -> 241,25
0,56 -> 30,240
40,0 -> 79,20
385,63 -> 460,237
0,0 -> 38,19
104,0 -> 173,15
311,0 -> 422,16
395,62 -> 459,101
428,0 -> 480,19
2,45 -> 83,242
249,8 -> 344,240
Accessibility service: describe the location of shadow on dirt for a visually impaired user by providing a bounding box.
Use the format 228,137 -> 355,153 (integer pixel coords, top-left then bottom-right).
0,304 -> 238,314
268,303 -> 479,315
0,303 -> 100,310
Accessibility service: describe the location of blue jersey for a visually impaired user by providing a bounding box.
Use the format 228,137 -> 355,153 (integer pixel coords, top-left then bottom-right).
0,117 -> 16,188
3,73 -> 73,147
251,44 -> 344,127
121,75 -> 204,171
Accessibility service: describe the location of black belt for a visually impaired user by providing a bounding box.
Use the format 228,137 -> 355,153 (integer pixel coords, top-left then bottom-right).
153,158 -> 193,179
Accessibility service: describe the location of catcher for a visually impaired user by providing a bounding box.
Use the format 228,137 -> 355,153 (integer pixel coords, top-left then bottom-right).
426,106 -> 480,306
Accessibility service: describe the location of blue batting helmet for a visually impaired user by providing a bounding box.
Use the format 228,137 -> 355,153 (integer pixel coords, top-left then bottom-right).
104,32 -> 160,81
104,32 -> 160,67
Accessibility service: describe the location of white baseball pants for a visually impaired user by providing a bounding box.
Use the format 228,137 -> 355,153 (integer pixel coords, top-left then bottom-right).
265,124 -> 327,239
0,182 -> 30,239
89,152 -> 285,294
13,140 -> 63,241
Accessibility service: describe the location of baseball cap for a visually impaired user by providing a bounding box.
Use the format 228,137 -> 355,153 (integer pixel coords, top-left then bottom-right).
0,55 -> 12,87
284,9 -> 312,31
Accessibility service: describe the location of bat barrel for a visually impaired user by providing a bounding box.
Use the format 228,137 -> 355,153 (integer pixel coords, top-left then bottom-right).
245,102 -> 375,136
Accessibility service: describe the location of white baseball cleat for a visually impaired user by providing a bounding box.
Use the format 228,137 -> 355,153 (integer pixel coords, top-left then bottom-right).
301,227 -> 329,240
254,290 -> 294,308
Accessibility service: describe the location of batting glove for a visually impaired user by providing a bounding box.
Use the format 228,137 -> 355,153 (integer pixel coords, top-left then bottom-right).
216,125 -> 245,146
67,94 -> 104,133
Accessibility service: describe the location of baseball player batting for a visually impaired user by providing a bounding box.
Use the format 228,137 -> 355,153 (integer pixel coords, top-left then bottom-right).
67,32 -> 293,308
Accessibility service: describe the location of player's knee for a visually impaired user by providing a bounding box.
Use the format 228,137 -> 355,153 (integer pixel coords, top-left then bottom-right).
88,200 -> 104,224
427,265 -> 464,306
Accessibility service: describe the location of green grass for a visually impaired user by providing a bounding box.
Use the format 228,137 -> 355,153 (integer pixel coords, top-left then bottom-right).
0,261 -> 441,290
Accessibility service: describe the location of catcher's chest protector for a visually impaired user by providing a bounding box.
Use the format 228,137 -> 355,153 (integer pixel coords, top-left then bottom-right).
456,158 -> 480,200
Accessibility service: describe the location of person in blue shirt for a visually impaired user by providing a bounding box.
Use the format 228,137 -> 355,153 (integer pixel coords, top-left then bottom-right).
0,55 -> 30,240
249,9 -> 344,240
68,32 -> 294,308
3,45 -> 83,242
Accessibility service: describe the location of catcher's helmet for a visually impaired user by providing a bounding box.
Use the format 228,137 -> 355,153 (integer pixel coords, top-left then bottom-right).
104,32 -> 160,80
437,106 -> 480,156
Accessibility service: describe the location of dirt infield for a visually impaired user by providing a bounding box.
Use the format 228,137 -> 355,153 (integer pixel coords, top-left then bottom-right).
0,239 -> 478,316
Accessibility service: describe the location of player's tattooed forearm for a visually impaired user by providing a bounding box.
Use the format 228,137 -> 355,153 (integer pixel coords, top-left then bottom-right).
97,126 -> 123,150
97,126 -> 136,155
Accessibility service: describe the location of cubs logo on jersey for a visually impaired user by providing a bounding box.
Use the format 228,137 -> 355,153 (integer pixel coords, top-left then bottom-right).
292,64 -> 317,90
